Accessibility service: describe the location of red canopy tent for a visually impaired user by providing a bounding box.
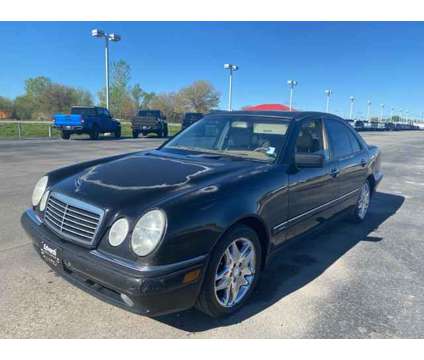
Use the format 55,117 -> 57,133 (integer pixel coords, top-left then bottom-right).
243,103 -> 293,111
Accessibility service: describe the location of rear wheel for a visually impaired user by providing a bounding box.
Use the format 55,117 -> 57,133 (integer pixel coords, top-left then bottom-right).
132,130 -> 139,138
61,131 -> 71,140
196,225 -> 262,318
114,127 -> 121,139
349,180 -> 371,223
163,125 -> 169,138
90,127 -> 99,140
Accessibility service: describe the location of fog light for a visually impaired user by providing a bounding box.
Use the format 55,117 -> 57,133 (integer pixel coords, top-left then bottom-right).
121,293 -> 134,307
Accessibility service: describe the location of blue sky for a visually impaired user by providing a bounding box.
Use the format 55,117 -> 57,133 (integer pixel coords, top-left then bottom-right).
0,21 -> 423,118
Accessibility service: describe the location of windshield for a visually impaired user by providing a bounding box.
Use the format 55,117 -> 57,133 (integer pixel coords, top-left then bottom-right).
164,115 -> 290,162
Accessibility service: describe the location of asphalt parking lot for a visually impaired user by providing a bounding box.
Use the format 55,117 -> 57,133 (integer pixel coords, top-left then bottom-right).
1,132 -> 424,338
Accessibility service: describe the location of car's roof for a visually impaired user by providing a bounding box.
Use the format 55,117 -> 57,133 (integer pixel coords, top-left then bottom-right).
206,110 -> 343,121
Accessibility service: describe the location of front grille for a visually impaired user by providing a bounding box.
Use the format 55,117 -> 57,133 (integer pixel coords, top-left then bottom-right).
44,192 -> 104,247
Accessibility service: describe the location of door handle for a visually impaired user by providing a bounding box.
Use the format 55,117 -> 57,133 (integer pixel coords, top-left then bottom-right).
330,168 -> 340,177
360,159 -> 367,167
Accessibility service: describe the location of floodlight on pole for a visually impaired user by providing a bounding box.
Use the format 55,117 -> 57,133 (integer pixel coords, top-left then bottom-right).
349,96 -> 355,119
287,80 -> 298,111
91,29 -> 121,110
324,89 -> 332,112
224,64 -> 239,111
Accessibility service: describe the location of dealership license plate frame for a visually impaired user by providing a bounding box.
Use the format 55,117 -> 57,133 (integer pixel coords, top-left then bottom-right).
40,240 -> 63,269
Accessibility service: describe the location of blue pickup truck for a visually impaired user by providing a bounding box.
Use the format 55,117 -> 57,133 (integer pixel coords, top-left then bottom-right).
53,106 -> 121,140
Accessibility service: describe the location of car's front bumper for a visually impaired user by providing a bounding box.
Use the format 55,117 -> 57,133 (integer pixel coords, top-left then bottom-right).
21,209 -> 207,317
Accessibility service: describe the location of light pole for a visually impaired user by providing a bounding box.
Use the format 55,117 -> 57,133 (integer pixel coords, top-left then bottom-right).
324,89 -> 332,112
91,29 -> 121,110
224,64 -> 239,111
390,107 -> 394,123
349,96 -> 355,119
367,100 -> 372,121
405,111 -> 409,124
380,104 -> 385,122
287,80 -> 298,111
400,108 -> 403,123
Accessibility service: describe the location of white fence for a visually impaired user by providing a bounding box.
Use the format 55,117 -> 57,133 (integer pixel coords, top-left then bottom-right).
0,120 -> 179,139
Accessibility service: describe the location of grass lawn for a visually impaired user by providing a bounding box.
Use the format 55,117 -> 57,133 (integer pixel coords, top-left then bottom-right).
0,122 -> 182,139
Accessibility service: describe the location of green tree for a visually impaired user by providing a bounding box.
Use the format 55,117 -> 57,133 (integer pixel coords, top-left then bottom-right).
131,84 -> 144,109
148,92 -> 183,123
0,96 -> 14,111
98,60 -> 136,119
178,80 -> 220,113
14,76 -> 93,120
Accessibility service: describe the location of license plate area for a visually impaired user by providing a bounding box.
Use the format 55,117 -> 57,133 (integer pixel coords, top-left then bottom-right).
40,240 -> 62,268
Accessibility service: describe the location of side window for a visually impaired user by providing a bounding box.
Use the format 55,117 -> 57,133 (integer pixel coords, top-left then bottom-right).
325,119 -> 355,159
347,130 -> 362,153
295,119 -> 324,155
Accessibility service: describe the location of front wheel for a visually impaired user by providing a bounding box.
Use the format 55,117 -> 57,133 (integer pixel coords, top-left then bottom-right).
90,127 -> 99,140
196,225 -> 262,318
349,180 -> 371,223
61,131 -> 71,140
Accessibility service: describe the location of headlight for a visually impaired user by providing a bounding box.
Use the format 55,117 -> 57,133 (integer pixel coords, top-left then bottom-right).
108,218 -> 129,247
32,176 -> 48,207
39,190 -> 50,212
131,209 -> 167,256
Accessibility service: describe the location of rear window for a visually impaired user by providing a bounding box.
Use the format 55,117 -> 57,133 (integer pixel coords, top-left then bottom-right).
138,110 -> 160,117
71,107 -> 96,116
184,113 -> 203,121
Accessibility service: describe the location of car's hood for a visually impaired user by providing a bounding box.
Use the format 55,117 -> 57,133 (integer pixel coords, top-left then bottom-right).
52,149 -> 263,211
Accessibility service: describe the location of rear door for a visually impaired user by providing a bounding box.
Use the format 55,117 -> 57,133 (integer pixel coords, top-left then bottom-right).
324,118 -> 369,207
286,117 -> 338,239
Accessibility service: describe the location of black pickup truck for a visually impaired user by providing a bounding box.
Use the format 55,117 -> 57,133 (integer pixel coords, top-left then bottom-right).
181,112 -> 204,130
22,111 -> 382,318
131,110 -> 168,138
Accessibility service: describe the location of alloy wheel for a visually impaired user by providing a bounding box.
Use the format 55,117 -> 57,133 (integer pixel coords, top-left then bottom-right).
214,237 -> 256,308
358,182 -> 370,220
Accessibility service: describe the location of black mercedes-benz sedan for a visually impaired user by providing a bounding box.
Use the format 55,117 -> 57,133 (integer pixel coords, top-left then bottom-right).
21,111 -> 383,317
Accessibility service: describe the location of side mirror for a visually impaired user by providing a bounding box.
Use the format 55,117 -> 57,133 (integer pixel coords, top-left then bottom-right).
295,153 -> 324,168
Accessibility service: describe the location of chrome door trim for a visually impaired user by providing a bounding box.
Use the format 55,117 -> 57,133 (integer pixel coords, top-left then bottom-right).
273,187 -> 360,233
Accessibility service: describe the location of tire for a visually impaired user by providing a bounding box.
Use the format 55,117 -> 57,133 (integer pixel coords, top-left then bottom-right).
163,125 -> 169,138
114,127 -> 121,139
132,130 -> 139,138
349,179 -> 371,223
196,225 -> 262,318
90,127 -> 99,140
61,131 -> 71,140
